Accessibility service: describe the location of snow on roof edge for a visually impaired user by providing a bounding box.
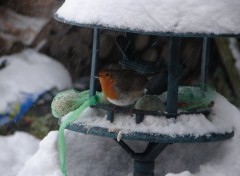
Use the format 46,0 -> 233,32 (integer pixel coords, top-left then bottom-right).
55,0 -> 240,37
54,14 -> 240,38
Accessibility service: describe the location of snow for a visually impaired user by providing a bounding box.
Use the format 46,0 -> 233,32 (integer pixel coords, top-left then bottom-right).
0,132 -> 39,176
69,93 -> 233,137
16,132 -> 62,176
13,93 -> 240,176
0,49 -> 72,113
56,0 -> 240,35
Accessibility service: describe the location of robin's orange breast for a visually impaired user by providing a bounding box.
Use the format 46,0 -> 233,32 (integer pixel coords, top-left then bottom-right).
99,73 -> 119,100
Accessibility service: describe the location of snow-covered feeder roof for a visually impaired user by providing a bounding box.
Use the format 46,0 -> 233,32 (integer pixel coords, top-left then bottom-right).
55,0 -> 240,37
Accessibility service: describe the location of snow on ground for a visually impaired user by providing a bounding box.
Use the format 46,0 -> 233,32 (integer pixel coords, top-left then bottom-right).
15,93 -> 240,176
0,49 -> 72,113
16,132 -> 62,176
0,132 -> 39,176
56,0 -> 240,35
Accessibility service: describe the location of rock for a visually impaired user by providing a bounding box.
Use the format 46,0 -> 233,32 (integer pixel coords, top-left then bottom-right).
33,19 -> 93,80
99,32 -> 115,59
141,48 -> 158,62
0,7 -> 48,54
1,0 -> 59,18
135,35 -> 150,50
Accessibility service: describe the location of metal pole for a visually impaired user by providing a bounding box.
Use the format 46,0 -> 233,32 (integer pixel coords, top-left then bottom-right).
107,110 -> 114,122
89,29 -> 114,120
201,37 -> 210,84
134,160 -> 154,176
115,140 -> 169,176
89,28 -> 100,97
166,37 -> 181,116
136,113 -> 144,124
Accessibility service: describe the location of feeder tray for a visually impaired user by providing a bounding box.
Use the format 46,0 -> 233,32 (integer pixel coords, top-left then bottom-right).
67,123 -> 234,143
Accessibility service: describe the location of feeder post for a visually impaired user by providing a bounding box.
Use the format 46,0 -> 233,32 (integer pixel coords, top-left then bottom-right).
134,160 -> 154,176
201,37 -> 210,85
166,37 -> 181,116
115,140 -> 169,176
89,28 -> 100,97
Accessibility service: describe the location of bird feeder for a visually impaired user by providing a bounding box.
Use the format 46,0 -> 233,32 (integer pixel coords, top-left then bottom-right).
54,1 -> 239,175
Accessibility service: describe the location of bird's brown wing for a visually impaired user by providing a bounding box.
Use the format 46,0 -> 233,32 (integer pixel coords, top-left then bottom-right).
112,70 -> 148,93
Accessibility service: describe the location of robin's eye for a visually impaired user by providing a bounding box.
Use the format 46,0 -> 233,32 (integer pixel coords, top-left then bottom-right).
105,73 -> 110,76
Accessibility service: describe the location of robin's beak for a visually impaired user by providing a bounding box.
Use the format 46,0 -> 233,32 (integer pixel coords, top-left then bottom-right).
95,76 -> 99,79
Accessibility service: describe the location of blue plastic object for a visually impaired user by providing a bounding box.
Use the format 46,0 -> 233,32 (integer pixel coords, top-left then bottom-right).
0,89 -> 56,126
0,94 -> 36,126
0,113 -> 10,126
13,95 -> 36,123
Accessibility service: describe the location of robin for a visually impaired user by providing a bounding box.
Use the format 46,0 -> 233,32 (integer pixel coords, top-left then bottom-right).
98,69 -> 149,106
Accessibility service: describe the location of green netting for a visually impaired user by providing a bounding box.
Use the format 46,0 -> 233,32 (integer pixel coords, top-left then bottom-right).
51,89 -> 91,118
161,84 -> 216,110
51,90 -> 103,176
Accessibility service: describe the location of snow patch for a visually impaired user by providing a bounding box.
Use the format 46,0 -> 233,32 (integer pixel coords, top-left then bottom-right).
0,132 -> 39,176
16,131 -> 61,176
0,49 -> 72,113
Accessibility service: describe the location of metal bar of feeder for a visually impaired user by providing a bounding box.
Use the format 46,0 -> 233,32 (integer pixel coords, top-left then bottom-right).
201,37 -> 210,84
134,160 -> 154,176
166,37 -> 181,116
115,139 -> 169,176
144,143 -> 168,161
114,140 -> 167,176
133,143 -> 168,176
144,142 -> 158,155
89,28 -> 100,97
107,110 -> 114,122
114,139 -> 136,158
88,28 -> 115,120
92,104 -> 211,117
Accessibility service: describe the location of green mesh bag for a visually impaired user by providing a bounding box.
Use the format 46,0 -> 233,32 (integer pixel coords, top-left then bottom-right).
51,89 -> 91,118
161,84 -> 216,110
51,89 -> 104,176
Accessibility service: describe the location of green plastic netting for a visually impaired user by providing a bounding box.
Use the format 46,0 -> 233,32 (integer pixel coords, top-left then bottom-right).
51,89 -> 91,118
160,84 -> 216,110
51,90 -> 103,176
